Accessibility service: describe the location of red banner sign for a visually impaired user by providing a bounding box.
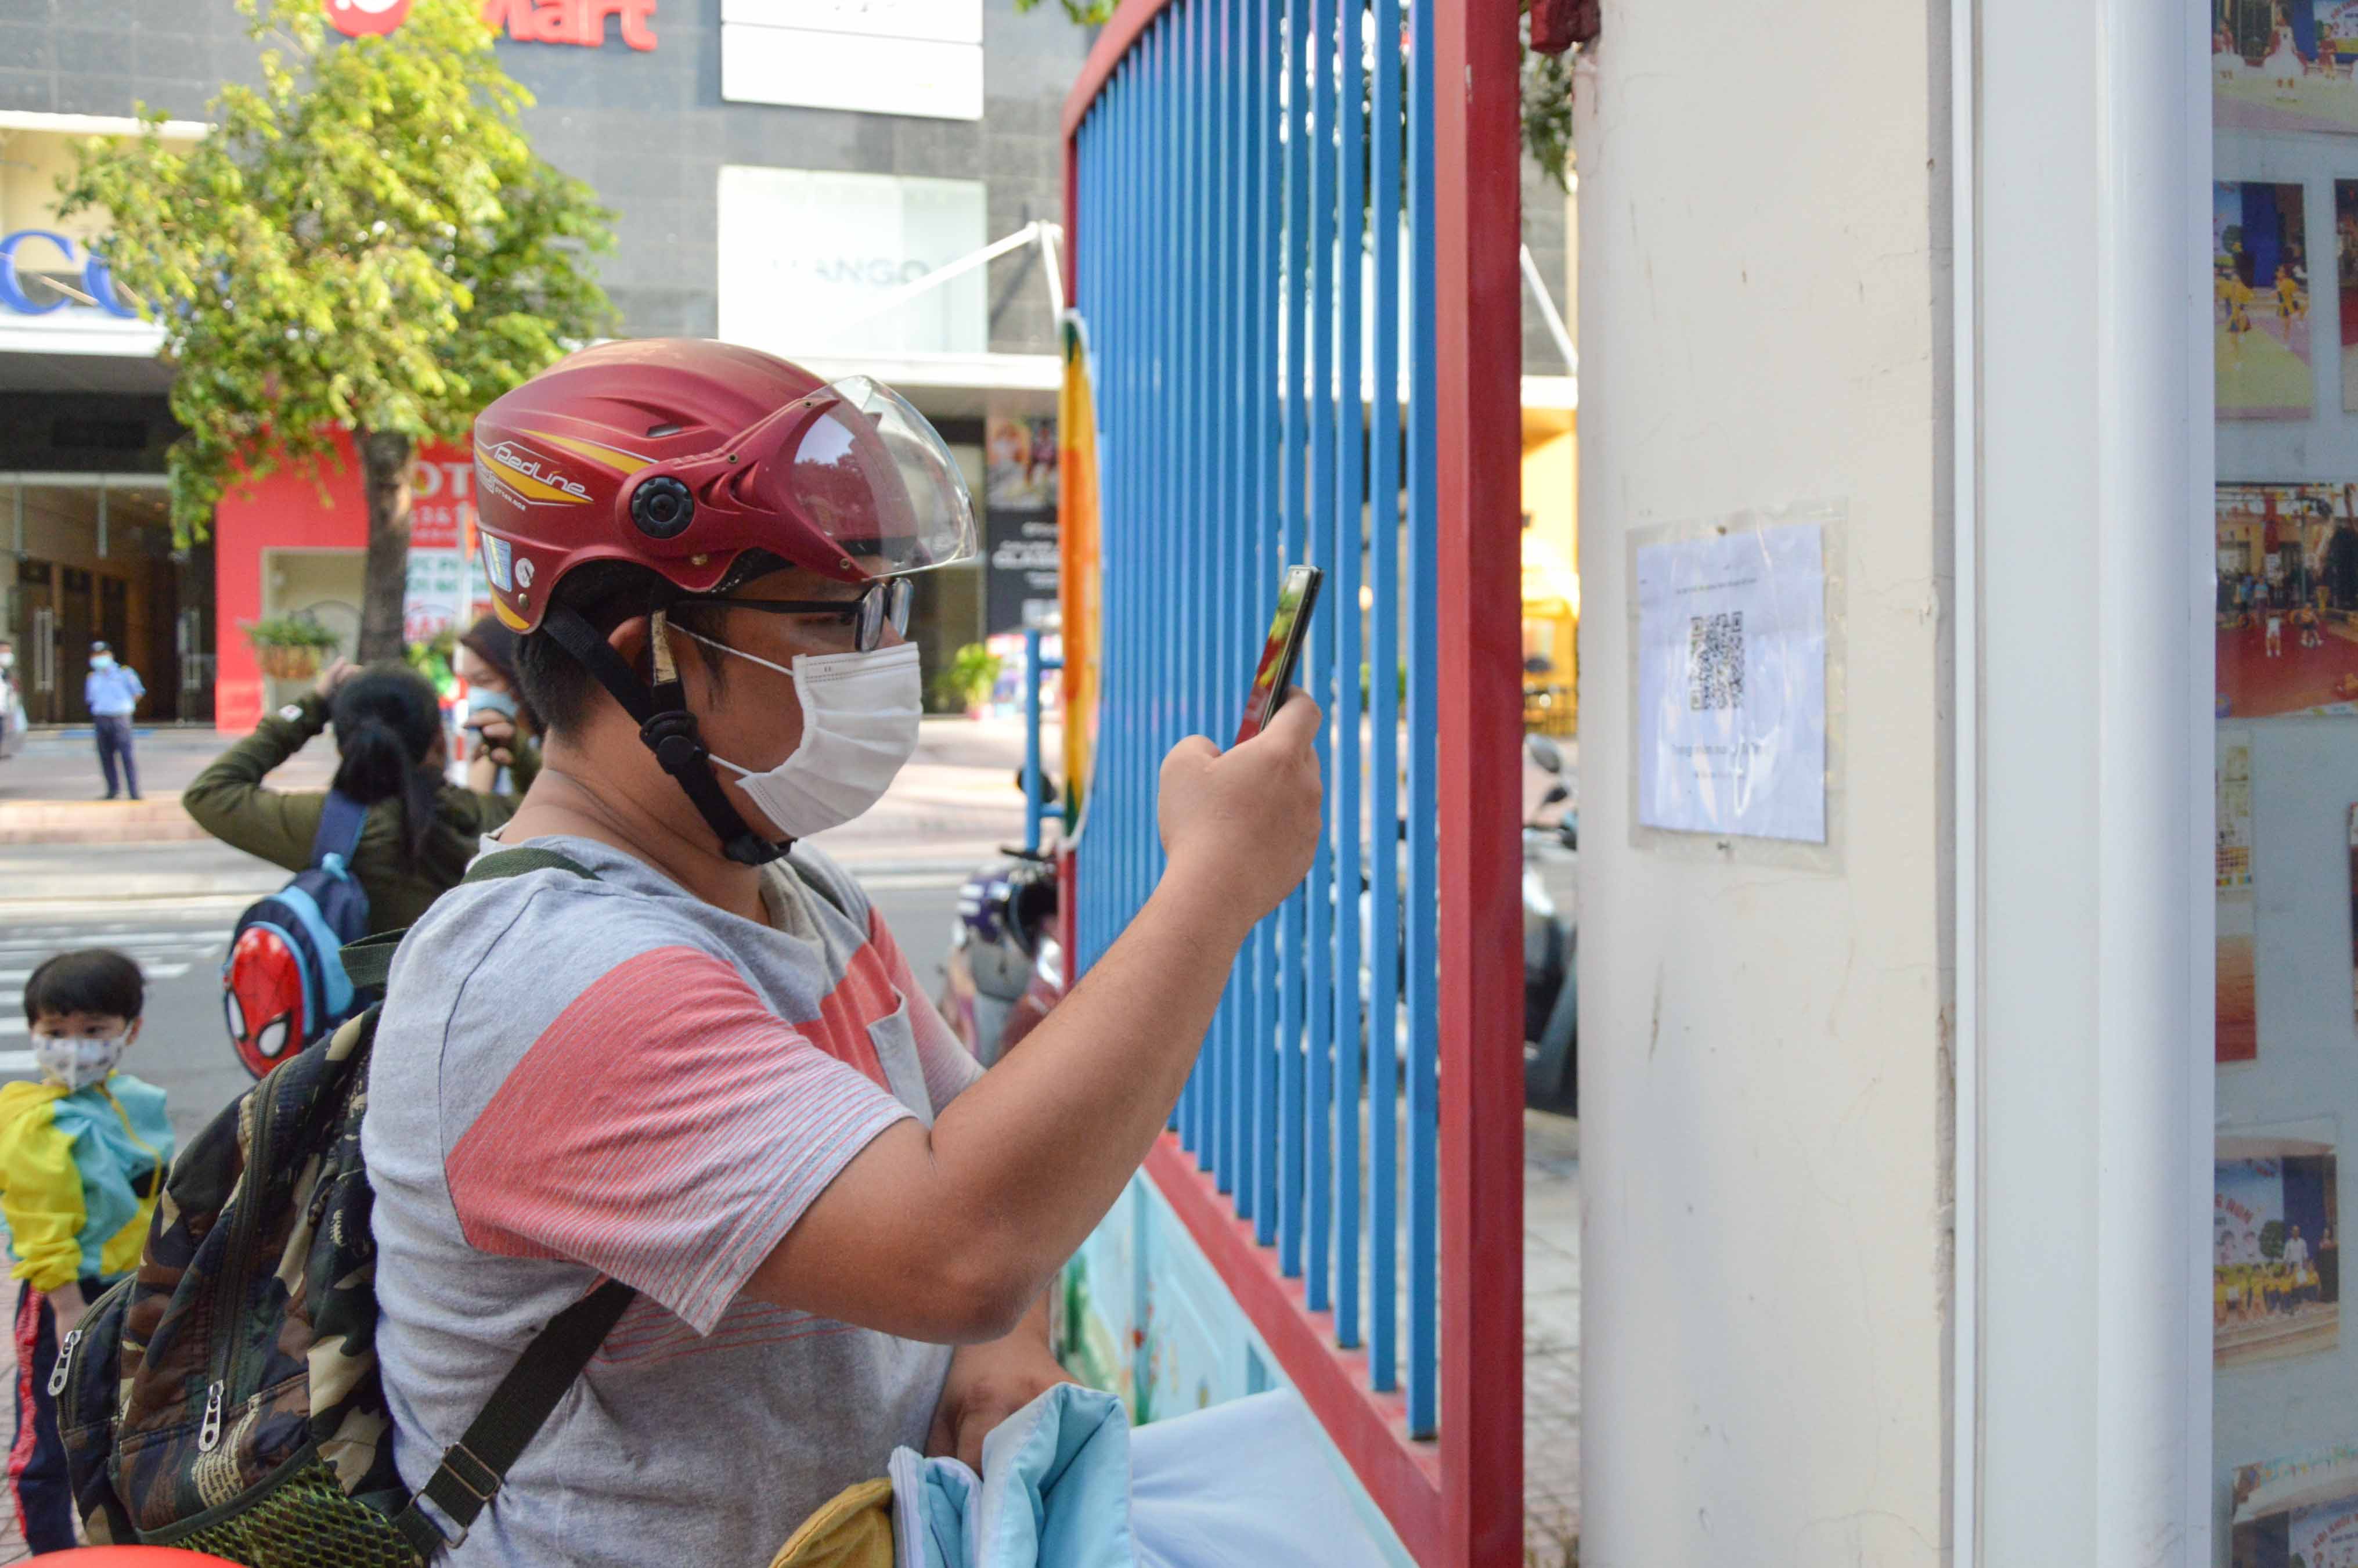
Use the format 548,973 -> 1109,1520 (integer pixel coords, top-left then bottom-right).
325,0 -> 657,51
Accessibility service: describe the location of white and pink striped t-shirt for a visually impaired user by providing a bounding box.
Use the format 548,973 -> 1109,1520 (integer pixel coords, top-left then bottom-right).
363,836 -> 985,1567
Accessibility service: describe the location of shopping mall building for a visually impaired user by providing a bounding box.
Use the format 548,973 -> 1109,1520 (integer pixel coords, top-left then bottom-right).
0,0 -> 1571,730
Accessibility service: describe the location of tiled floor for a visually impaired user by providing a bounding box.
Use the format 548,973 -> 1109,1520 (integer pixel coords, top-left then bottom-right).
1524,1109 -> 1582,1566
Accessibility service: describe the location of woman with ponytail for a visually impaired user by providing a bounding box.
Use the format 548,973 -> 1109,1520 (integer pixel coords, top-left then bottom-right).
183,660 -> 522,931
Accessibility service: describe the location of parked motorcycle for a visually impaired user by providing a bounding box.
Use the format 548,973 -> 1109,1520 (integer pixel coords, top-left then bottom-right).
1522,735 -> 1578,1115
940,844 -> 1063,1067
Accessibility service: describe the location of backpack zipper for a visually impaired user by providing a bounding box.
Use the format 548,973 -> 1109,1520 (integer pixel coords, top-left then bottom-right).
198,1381 -> 225,1451
48,1275 -> 134,1428
46,1328 -> 81,1398
203,1080 -> 280,1454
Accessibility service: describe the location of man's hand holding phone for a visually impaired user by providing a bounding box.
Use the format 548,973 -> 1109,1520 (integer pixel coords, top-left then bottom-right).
1156,690 -> 1323,933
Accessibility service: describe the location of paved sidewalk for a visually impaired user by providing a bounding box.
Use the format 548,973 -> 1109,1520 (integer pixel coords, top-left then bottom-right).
0,718 -> 1052,856
1524,1111 -> 1581,1565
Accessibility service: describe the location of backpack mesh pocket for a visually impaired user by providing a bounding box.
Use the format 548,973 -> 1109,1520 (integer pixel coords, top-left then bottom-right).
161,1455 -> 420,1568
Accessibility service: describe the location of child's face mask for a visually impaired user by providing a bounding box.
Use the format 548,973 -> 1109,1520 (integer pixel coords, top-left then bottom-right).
31,1024 -> 131,1092
88,654 -> 114,671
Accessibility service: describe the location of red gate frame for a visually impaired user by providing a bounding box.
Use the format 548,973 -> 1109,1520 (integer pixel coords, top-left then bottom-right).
1059,2 -> 1527,1564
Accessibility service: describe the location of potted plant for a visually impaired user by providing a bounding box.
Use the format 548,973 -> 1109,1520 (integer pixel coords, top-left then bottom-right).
243,615 -> 342,681
934,643 -> 1004,718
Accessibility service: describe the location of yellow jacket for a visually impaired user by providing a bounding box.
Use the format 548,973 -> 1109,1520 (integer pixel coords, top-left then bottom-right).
0,1074 -> 173,1292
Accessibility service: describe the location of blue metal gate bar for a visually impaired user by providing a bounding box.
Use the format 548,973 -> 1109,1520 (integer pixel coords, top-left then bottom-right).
1403,0 -> 1442,1441
1333,0 -> 1367,1355
1368,0 -> 1405,1397
1304,0 -> 1337,1318
1277,0 -> 1310,1287
1250,0 -> 1284,1248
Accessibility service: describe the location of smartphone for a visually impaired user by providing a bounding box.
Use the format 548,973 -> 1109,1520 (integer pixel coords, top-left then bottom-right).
1235,564 -> 1324,746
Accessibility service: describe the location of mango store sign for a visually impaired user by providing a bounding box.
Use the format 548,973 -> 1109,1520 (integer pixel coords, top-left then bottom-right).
326,0 -> 659,50
0,231 -> 139,320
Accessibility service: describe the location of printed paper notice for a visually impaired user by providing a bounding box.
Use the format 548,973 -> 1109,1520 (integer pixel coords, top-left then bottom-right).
1636,524 -> 1827,842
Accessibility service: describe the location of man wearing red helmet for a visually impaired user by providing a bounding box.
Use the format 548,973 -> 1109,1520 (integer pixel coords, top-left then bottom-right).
359,340 -> 1323,1563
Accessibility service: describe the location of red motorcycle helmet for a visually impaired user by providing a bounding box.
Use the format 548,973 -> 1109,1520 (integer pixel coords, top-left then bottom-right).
470,339 -> 976,635
470,340 -> 978,864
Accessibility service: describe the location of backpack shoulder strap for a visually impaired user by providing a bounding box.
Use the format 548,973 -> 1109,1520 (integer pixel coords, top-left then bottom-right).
461,846 -> 598,886
339,848 -> 597,995
310,789 -> 369,868
392,1278 -> 636,1558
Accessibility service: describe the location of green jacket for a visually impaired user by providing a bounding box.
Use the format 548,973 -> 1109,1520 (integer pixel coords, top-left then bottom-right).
182,691 -> 531,932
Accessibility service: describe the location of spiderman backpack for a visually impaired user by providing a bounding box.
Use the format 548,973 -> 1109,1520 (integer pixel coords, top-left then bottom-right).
221,791 -> 372,1079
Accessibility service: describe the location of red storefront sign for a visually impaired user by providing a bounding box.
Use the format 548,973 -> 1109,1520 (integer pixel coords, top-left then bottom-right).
408,455 -> 475,551
325,0 -> 658,51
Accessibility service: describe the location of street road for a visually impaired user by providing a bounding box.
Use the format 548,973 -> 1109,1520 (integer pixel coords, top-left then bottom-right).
0,871 -> 972,1148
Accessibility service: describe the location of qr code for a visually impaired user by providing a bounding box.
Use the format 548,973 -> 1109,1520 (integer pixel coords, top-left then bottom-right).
1688,611 -> 1744,712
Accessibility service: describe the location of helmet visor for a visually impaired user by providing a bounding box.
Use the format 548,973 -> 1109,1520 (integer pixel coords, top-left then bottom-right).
785,376 -> 978,577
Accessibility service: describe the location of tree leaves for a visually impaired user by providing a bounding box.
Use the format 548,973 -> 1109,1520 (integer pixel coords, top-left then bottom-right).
56,0 -> 618,548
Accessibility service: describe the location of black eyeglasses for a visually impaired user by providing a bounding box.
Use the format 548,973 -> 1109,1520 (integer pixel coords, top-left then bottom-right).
680,577 -> 914,653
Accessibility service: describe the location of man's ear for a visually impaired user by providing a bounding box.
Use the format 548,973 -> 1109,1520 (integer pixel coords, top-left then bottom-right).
607,614 -> 649,675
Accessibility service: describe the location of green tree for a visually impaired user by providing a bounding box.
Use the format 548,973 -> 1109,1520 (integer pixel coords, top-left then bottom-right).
59,0 -> 616,662
2262,1219 -> 2287,1261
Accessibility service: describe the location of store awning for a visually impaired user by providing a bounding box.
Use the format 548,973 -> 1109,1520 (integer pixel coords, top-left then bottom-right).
791,351 -> 1062,419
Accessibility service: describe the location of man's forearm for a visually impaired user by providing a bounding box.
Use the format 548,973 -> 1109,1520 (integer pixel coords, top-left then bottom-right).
924,864 -> 1256,1291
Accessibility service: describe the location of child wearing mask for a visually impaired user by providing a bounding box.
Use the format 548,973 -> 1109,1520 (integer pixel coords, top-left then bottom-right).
0,949 -> 172,1552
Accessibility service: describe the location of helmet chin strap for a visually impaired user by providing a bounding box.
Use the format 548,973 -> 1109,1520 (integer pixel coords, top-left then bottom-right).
539,602 -> 787,867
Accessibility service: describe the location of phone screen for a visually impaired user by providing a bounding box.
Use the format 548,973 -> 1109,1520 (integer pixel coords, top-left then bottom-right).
1235,565 -> 1324,745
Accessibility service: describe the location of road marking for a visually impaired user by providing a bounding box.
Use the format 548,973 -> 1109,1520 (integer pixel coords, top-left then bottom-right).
0,962 -> 194,985
0,1051 -> 33,1073
0,932 -> 228,952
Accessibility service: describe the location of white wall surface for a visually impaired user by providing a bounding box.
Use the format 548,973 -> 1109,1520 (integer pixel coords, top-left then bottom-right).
1574,0 -> 1952,1562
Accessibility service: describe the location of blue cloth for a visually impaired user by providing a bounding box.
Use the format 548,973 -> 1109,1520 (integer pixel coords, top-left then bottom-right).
84,662 -> 143,716
884,1386 -> 1396,1568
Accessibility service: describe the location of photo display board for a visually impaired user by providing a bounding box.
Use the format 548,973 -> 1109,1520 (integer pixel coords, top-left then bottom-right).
2213,6 -> 2358,1552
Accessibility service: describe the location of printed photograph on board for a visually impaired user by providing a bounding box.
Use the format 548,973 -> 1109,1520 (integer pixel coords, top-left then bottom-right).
2216,484 -> 2358,718
2231,1444 -> 2358,1568
2221,735 -> 2258,1063
2350,805 -> 2358,1042
2218,182 -> 2314,419
2341,182 -> 2358,412
986,415 -> 1058,511
2217,0 -> 2358,135
2217,1136 -> 2341,1368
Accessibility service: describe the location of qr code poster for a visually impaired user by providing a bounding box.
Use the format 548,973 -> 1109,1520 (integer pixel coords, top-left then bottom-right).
1635,521 -> 1829,842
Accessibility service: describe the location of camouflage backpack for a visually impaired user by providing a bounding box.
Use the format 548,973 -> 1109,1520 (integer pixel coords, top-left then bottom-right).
57,848 -> 634,1565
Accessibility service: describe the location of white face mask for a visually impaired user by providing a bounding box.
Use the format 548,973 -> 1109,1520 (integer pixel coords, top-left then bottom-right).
677,629 -> 923,841
89,654 -> 115,672
33,1030 -> 128,1093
